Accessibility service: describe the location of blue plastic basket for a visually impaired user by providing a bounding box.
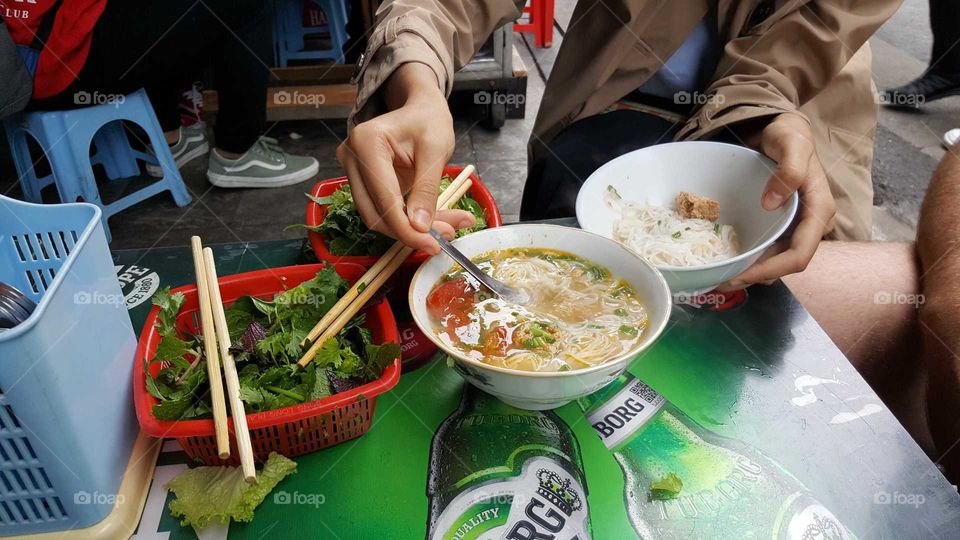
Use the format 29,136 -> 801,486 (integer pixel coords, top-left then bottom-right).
0,195 -> 138,536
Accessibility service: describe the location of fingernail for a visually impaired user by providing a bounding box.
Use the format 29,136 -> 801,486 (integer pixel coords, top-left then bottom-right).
762,190 -> 784,210
411,208 -> 431,230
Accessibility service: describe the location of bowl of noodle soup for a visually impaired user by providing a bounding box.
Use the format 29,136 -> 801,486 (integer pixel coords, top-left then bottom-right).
409,224 -> 671,410
576,141 -> 799,295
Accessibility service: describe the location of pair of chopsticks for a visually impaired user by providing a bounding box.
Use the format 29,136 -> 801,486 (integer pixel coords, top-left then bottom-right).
191,236 -> 256,483
297,165 -> 477,368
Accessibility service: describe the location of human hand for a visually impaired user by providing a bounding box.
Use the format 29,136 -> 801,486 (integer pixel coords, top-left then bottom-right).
337,63 -> 475,254
720,113 -> 836,291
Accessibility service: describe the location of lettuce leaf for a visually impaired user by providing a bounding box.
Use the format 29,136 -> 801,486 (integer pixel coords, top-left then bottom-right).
166,452 -> 298,528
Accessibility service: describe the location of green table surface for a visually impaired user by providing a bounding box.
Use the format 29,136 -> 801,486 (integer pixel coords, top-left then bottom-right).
115,236 -> 960,540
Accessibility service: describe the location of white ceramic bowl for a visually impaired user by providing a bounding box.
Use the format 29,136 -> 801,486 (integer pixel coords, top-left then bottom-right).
576,141 -> 799,294
408,224 -> 672,410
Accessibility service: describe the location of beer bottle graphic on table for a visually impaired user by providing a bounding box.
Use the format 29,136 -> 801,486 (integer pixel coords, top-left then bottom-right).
578,373 -> 854,539
427,384 -> 592,539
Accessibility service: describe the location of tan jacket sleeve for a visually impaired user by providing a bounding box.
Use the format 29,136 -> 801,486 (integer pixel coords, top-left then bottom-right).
677,0 -> 901,140
348,0 -> 525,129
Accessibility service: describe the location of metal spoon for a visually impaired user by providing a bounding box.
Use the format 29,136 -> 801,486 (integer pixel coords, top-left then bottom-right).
0,295 -> 30,326
428,230 -> 531,305
0,282 -> 37,314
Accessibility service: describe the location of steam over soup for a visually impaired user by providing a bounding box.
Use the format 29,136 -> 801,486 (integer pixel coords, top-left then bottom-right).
426,248 -> 648,372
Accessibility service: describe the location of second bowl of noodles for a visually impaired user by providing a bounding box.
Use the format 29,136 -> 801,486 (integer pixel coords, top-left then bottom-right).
575,141 -> 799,294
409,224 -> 672,410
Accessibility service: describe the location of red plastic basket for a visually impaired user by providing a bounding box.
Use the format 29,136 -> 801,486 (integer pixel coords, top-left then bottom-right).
305,165 -> 502,279
305,166 -> 500,366
133,263 -> 401,466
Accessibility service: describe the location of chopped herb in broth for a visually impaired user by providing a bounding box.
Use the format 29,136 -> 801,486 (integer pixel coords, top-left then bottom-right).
426,248 -> 648,372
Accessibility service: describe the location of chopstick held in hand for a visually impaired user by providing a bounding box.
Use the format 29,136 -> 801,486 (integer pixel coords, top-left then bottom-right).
297,165 -> 476,368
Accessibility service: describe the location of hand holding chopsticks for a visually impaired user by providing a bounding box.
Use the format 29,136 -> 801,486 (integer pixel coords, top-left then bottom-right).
191,236 -> 257,483
297,165 -> 477,368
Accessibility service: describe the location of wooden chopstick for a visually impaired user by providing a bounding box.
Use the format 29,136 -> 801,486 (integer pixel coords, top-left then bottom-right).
297,165 -> 476,368
202,247 -> 257,483
299,166 -> 475,348
190,236 -> 230,459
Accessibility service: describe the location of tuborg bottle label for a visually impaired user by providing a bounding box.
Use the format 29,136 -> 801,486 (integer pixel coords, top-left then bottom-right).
585,377 -> 665,449
431,455 -> 590,540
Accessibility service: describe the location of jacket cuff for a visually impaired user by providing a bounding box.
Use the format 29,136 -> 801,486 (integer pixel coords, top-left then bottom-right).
348,15 -> 452,130
675,86 -> 810,143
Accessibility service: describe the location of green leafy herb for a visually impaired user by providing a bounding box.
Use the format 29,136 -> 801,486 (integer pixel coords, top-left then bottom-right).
649,473 -> 683,501
671,231 -> 682,239
145,267 -> 400,421
618,325 -> 639,338
440,175 -> 487,236
614,308 -> 628,317
292,176 -> 488,256
166,452 -> 297,527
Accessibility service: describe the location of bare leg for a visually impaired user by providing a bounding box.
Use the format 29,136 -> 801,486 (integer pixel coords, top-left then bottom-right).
782,243 -> 934,454
915,149 -> 960,481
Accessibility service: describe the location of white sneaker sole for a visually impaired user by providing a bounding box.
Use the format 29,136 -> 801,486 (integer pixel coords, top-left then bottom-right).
206,160 -> 319,188
145,141 -> 210,177
943,128 -> 960,149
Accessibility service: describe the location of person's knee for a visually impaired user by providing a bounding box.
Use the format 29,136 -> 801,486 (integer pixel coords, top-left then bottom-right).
783,241 -> 919,366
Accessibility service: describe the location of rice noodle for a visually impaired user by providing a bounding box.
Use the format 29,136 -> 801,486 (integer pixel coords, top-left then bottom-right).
605,186 -> 739,266
430,248 -> 649,372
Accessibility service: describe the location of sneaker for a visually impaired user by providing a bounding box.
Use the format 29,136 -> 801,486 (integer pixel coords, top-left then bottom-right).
206,137 -> 319,188
881,68 -> 960,109
943,128 -> 960,149
145,125 -> 209,177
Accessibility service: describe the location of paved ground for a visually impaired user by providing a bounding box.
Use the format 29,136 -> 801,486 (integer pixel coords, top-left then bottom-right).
0,0 -> 949,248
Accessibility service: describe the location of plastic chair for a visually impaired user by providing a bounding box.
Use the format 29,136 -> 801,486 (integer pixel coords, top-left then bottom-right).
273,0 -> 350,66
513,0 -> 554,48
3,88 -> 192,242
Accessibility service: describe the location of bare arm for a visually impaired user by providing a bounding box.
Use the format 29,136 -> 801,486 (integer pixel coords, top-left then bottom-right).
917,149 -> 960,480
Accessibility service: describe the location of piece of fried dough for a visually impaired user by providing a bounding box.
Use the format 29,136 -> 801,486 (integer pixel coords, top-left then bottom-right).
676,191 -> 720,221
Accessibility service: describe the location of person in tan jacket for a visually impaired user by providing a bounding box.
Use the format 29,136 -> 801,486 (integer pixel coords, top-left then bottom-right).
338,0 -> 901,290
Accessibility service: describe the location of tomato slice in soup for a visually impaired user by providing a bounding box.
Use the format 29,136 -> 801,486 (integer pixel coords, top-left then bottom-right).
427,276 -> 478,321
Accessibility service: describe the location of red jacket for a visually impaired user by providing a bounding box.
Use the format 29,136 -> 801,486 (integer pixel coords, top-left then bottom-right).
3,0 -> 106,99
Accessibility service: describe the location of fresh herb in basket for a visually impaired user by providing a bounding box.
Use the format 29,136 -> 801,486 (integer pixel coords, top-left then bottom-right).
144,266 -> 400,421
290,175 -> 488,256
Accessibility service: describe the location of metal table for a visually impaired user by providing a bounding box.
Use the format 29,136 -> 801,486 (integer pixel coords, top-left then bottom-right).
116,237 -> 960,539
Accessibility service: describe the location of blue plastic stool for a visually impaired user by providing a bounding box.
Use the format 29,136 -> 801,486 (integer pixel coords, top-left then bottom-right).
3,88 -> 192,242
273,0 -> 350,66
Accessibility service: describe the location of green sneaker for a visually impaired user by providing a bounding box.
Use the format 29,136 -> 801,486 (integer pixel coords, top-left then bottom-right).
206,137 -> 319,188
145,125 -> 209,177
